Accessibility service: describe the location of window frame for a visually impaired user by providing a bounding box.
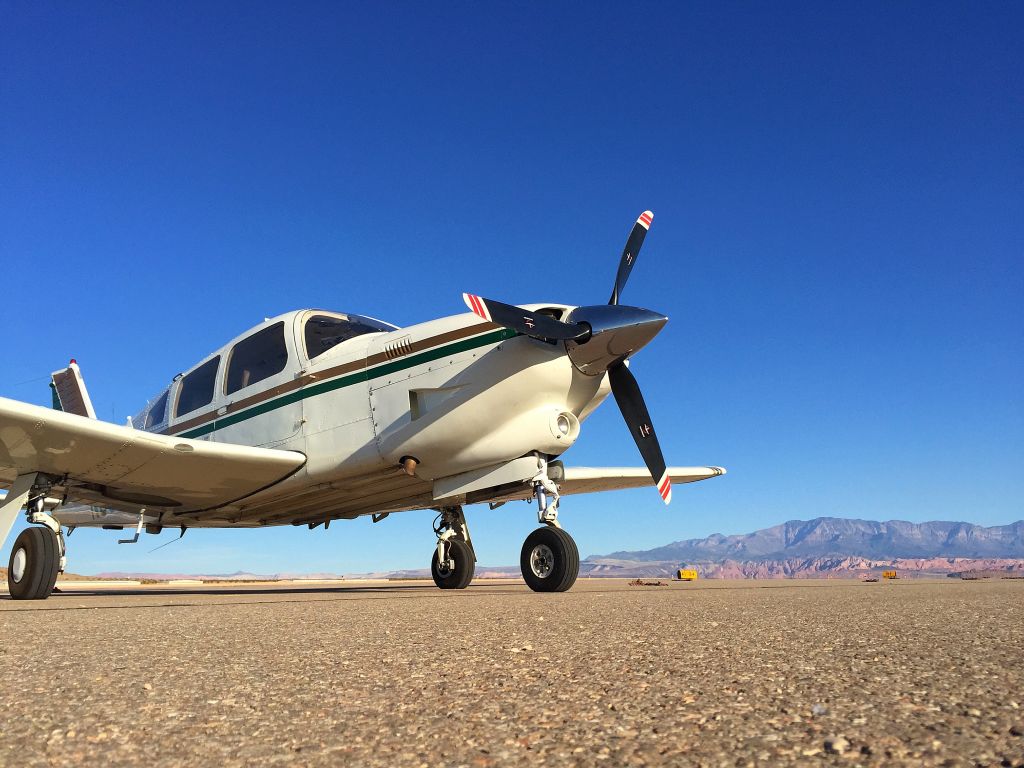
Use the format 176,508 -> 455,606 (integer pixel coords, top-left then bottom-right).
174,356 -> 221,418
302,313 -> 397,362
224,321 -> 290,396
144,389 -> 170,429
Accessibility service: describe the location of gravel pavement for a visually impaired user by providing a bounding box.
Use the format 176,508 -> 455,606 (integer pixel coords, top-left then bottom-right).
1,578 -> 1022,767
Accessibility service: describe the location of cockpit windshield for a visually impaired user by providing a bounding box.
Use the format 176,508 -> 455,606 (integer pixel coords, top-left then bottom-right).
304,313 -> 397,360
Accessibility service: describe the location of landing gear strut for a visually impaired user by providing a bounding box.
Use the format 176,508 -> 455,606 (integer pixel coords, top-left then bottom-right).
520,455 -> 579,592
431,506 -> 475,589
2,473 -> 66,600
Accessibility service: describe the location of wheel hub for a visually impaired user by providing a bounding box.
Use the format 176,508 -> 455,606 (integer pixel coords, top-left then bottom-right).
529,544 -> 555,579
11,547 -> 27,584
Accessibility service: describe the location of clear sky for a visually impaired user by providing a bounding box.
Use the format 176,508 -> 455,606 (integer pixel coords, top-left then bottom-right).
1,2 -> 1021,575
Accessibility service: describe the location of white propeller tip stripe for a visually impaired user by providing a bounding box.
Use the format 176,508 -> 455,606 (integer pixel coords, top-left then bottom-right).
638,210 -> 654,230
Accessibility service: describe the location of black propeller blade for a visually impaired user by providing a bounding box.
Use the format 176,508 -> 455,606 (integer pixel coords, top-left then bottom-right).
609,362 -> 671,504
463,293 -> 589,341
609,210 -> 653,305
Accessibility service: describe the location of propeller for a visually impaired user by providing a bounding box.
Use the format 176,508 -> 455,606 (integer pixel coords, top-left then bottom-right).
463,210 -> 672,504
462,294 -> 589,341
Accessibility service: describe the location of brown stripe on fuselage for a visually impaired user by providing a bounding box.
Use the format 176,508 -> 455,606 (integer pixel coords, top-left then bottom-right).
163,320 -> 500,437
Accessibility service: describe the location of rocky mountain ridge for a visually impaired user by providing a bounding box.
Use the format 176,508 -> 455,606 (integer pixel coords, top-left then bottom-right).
598,518 -> 1024,562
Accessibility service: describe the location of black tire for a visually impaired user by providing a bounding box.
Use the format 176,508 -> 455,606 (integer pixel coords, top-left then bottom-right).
520,526 -> 579,593
431,538 -> 475,589
7,527 -> 60,600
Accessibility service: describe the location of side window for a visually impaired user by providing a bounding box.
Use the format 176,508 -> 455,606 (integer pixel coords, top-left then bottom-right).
175,357 -> 220,417
226,322 -> 289,395
145,390 -> 169,429
304,314 -> 394,360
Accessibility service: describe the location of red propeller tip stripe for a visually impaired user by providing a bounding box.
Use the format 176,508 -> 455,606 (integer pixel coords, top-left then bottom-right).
463,293 -> 491,321
638,211 -> 654,229
657,473 -> 672,505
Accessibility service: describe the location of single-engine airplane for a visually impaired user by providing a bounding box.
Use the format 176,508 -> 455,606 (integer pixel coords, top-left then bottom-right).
1,211 -> 725,599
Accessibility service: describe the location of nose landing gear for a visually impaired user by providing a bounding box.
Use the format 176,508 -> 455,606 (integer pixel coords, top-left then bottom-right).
520,455 -> 579,592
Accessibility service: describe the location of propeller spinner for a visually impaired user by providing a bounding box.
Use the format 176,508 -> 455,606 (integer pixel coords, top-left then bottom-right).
463,210 -> 673,503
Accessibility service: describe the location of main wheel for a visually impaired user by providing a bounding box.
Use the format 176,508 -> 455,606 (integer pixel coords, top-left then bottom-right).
520,526 -> 579,593
431,538 -> 475,589
8,527 -> 61,600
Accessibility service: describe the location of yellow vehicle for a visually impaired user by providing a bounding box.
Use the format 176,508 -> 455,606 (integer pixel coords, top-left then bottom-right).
677,569 -> 698,581
882,570 -> 898,580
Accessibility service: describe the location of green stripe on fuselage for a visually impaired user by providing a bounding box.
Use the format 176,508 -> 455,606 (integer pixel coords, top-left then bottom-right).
178,327 -> 518,440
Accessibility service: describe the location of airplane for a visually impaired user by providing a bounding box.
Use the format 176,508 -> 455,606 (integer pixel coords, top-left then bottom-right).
0,211 -> 725,599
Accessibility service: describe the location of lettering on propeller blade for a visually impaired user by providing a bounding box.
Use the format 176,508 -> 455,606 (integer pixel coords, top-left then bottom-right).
638,424 -> 653,438
523,317 -> 535,329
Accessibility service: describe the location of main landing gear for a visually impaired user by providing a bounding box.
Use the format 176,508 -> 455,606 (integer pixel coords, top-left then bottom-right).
519,455 -> 579,593
431,506 -> 475,589
2,473 -> 66,600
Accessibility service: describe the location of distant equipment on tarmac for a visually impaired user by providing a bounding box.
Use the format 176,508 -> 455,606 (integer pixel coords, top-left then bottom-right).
0,209 -> 729,599
676,569 -> 698,581
882,570 -> 898,580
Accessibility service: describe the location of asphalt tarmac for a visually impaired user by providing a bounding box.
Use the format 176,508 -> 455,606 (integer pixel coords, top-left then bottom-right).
1,578 -> 1022,767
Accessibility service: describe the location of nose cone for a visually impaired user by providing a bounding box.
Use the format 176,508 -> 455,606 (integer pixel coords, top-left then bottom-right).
564,305 -> 668,376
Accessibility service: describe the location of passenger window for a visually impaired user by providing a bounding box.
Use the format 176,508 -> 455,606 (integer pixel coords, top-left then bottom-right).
226,322 -> 289,395
304,314 -> 395,360
145,390 -> 169,429
175,357 -> 220,417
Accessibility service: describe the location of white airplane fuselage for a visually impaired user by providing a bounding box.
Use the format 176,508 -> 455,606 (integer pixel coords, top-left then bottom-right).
106,305 -> 611,527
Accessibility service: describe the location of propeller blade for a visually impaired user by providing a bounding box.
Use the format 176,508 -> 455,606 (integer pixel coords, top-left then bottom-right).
609,210 -> 653,305
462,293 -> 588,341
608,362 -> 671,504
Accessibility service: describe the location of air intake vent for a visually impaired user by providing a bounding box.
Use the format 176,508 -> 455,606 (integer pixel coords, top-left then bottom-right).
384,336 -> 413,360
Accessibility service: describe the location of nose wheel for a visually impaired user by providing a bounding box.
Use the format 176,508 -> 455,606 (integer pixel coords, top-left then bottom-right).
520,525 -> 579,592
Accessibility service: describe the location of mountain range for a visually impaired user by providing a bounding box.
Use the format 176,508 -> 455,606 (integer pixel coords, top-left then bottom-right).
583,517 -> 1024,578
598,517 -> 1024,561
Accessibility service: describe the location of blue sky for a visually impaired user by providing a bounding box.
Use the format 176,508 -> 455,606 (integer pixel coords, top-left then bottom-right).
1,2 -> 1021,575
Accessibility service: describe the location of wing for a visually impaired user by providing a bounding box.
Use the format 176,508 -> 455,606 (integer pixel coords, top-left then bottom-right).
0,396 -> 306,512
478,465 -> 726,506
